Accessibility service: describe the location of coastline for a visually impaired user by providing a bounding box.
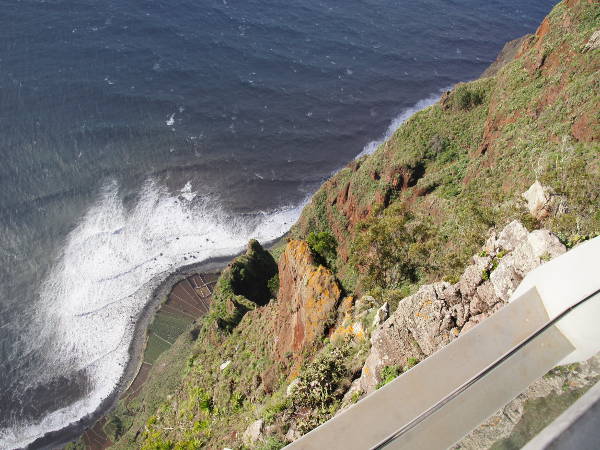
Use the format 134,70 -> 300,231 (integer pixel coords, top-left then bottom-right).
23,36 -> 522,448
25,72 -> 497,449
0,2 -> 564,447
8,1 -> 594,446
32,78 -> 472,448
29,233 -> 288,450
28,256 -> 230,450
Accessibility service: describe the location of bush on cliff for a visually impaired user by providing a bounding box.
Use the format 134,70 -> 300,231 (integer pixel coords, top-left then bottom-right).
209,239 -> 277,330
287,344 -> 351,434
449,83 -> 486,111
350,206 -> 437,292
307,231 -> 338,269
376,365 -> 401,389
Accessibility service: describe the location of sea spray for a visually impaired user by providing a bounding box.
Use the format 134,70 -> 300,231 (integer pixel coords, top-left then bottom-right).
0,179 -> 304,449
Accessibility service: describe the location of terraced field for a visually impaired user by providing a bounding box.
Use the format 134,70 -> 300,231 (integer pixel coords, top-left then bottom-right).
80,272 -> 218,449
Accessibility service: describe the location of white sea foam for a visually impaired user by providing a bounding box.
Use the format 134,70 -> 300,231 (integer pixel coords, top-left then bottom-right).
180,181 -> 197,201
355,88 -> 448,159
1,179 -> 305,449
1,89 -> 451,448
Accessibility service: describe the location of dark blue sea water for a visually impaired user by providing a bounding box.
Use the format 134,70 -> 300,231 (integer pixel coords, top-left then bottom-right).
0,0 -> 556,447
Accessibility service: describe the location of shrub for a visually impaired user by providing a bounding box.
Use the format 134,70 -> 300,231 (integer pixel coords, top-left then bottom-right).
104,415 -> 124,441
351,207 -> 436,291
257,437 -> 288,450
230,391 -> 245,411
290,346 -> 349,408
307,231 -> 338,269
191,388 -> 213,415
376,365 -> 401,389
406,357 -> 420,369
350,390 -> 363,404
452,84 -> 485,110
263,393 -> 290,424
289,345 -> 350,433
267,274 -> 280,298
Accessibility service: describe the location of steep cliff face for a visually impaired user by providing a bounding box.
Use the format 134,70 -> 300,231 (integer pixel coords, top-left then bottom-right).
272,240 -> 342,374
355,220 -> 567,394
477,0 -> 599,158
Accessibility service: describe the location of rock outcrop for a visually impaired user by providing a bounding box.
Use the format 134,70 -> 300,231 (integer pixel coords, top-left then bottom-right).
582,29 -> 600,52
329,295 -> 384,343
372,302 -> 389,329
211,239 -> 278,330
272,240 -> 342,373
521,180 -> 564,220
355,220 -> 567,393
242,419 -> 264,446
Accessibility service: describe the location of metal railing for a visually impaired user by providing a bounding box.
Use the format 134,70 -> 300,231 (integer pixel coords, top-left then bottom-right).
373,287 -> 600,449
286,236 -> 600,450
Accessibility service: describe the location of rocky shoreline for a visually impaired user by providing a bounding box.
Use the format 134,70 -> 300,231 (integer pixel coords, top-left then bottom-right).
48,234 -> 288,450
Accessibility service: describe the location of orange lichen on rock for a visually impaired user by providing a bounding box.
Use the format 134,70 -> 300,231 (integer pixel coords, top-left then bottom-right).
272,240 -> 342,371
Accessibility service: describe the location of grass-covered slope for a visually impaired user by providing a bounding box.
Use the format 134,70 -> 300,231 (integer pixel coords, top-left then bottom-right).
106,239 -> 366,449
207,239 -> 278,331
293,0 -> 599,297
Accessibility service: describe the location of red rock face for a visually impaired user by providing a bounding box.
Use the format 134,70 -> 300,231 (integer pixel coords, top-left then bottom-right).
572,113 -> 598,142
325,162 -> 423,262
476,4 -> 598,160
272,240 -> 342,376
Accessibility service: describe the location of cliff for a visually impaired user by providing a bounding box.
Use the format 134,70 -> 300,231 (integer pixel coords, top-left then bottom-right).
292,0 -> 599,295
353,220 -> 567,396
272,240 -> 342,375
87,1 -> 599,449
208,239 -> 278,331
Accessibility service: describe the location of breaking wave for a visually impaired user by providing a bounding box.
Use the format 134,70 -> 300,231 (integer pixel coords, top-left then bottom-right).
0,179 -> 304,449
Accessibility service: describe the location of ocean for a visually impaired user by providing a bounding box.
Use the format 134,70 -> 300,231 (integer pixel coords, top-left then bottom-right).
0,0 -> 555,447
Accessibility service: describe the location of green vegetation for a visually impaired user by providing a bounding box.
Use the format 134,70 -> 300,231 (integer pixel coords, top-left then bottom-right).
286,345 -> 351,433
293,0 -> 599,300
350,206 -> 436,292
406,357 -> 420,369
376,365 -> 401,389
267,274 -> 280,298
449,83 -> 486,111
101,3 -> 599,448
307,231 -> 338,269
376,358 -> 420,389
208,239 -> 277,330
256,437 -> 288,450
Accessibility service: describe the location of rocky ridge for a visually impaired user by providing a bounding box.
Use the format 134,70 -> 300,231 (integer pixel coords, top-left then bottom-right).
346,218 -> 567,396
272,240 -> 343,375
